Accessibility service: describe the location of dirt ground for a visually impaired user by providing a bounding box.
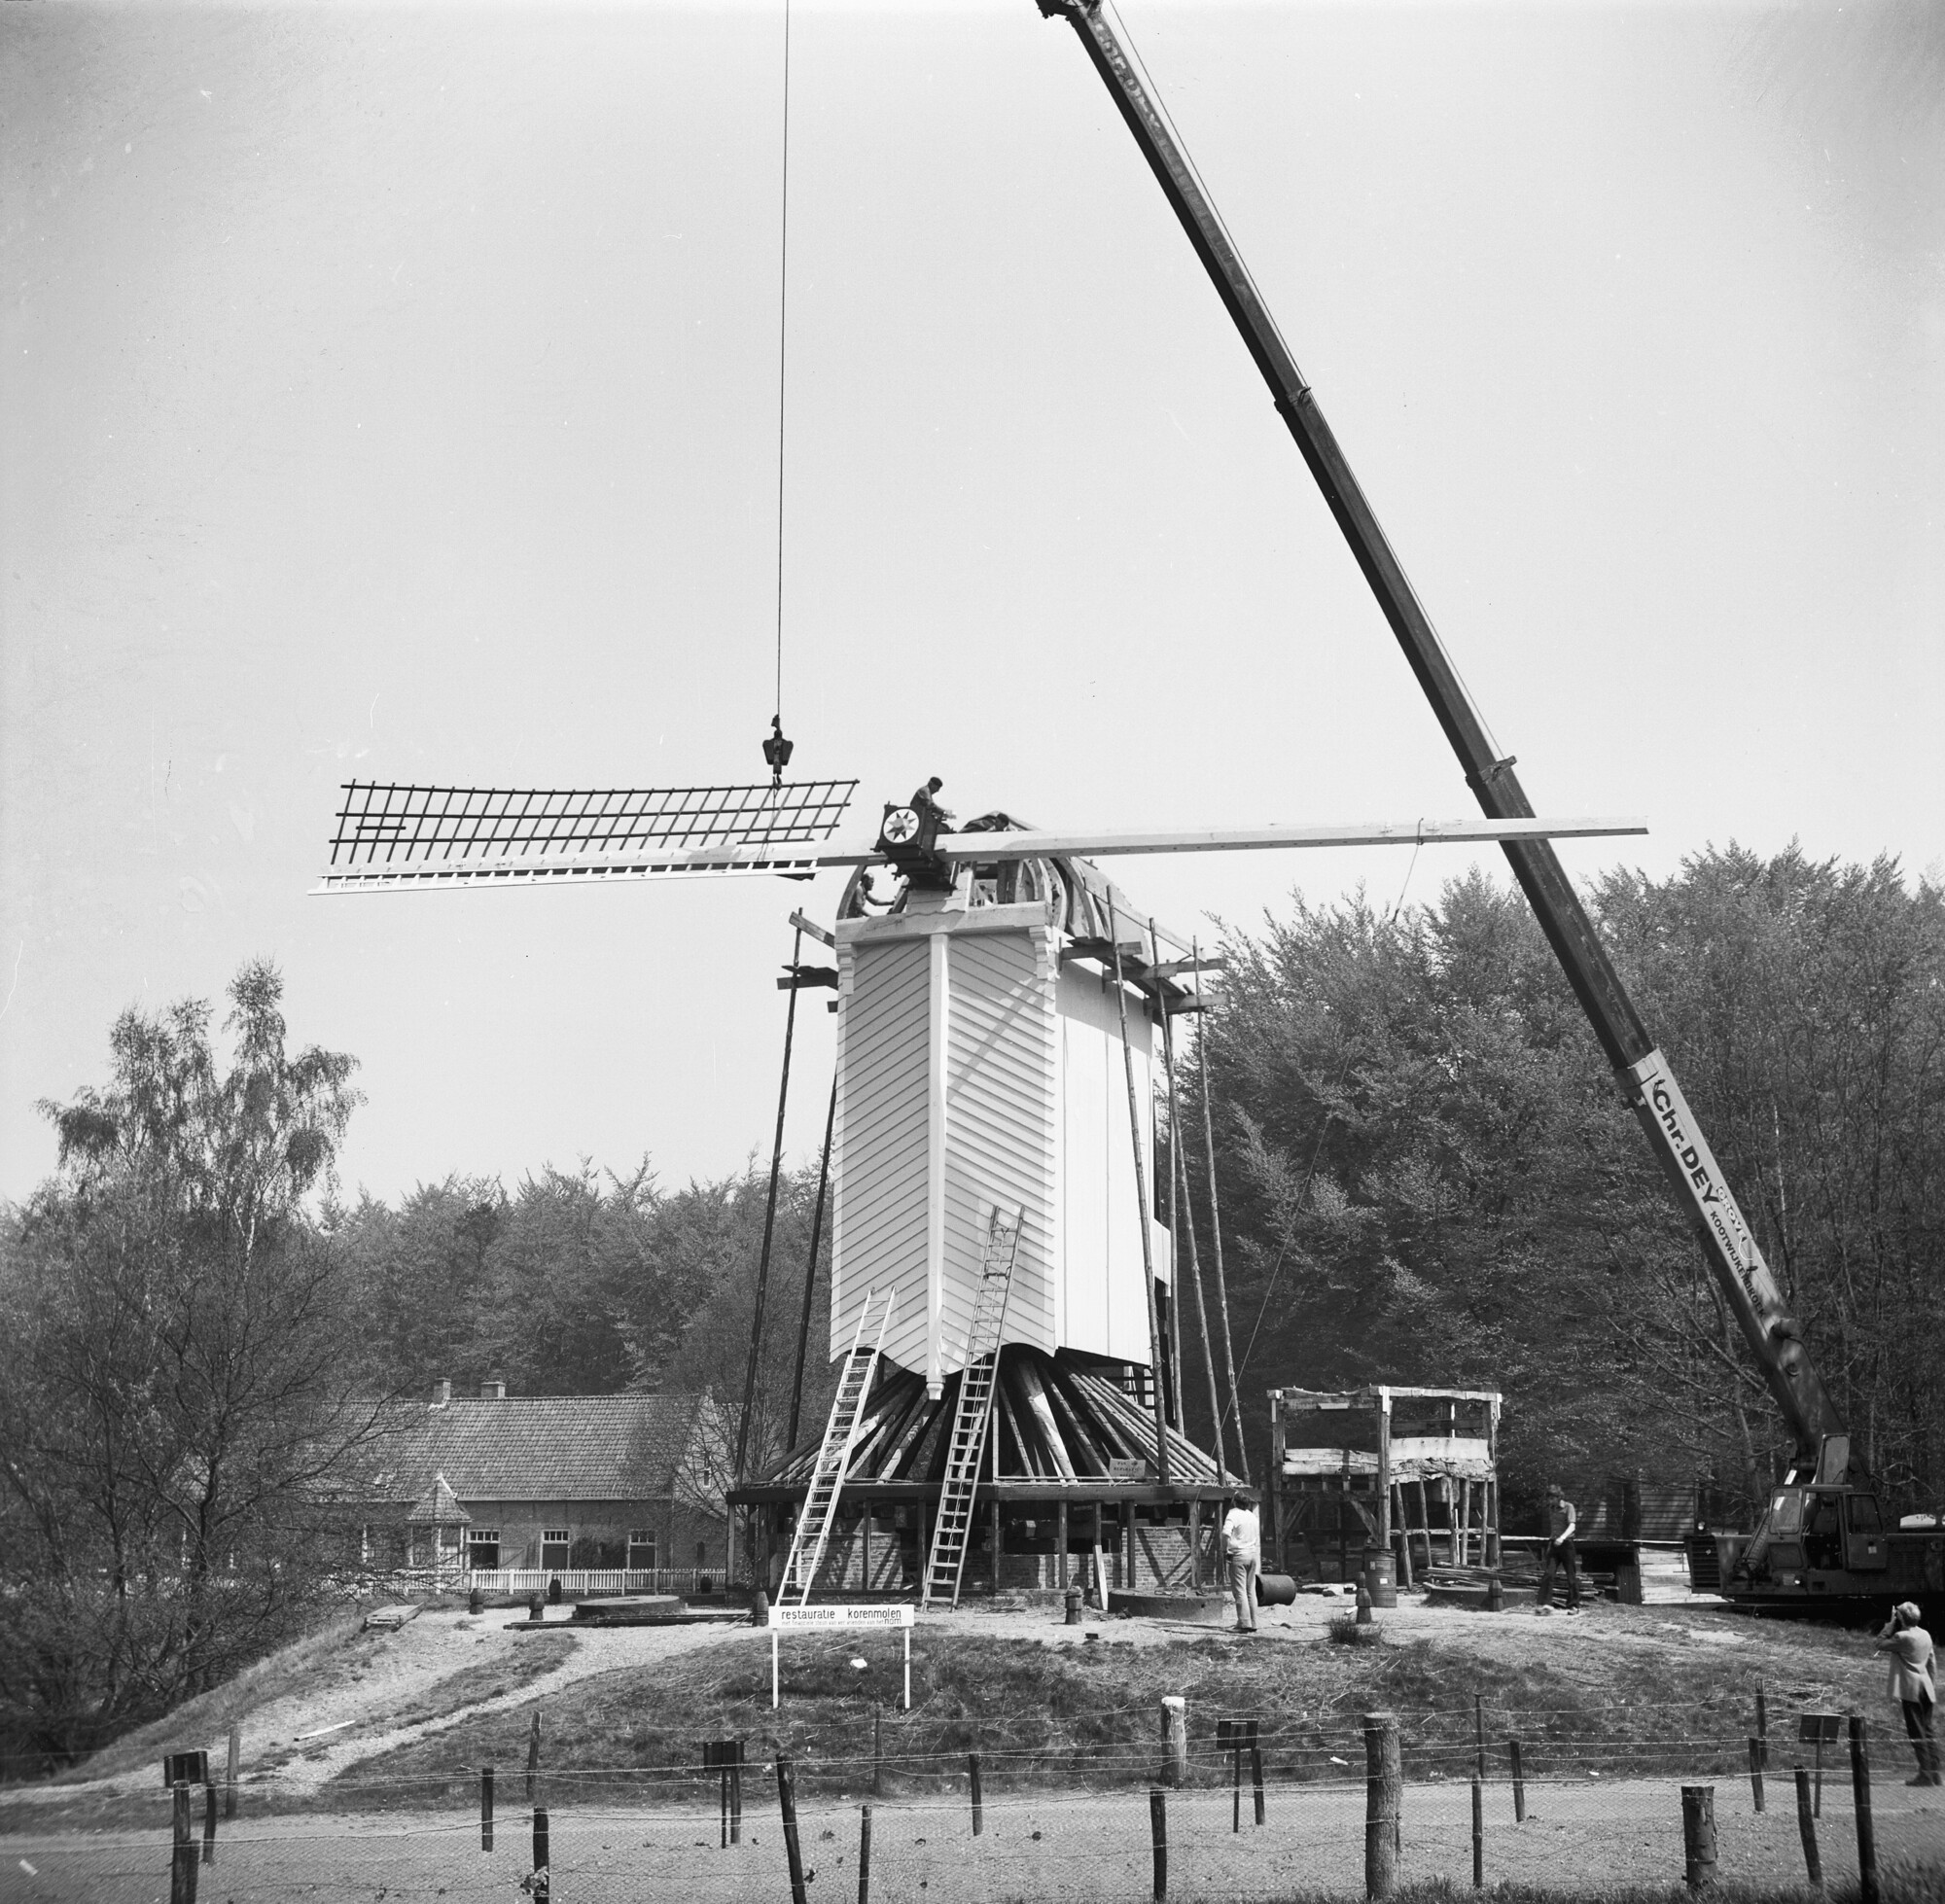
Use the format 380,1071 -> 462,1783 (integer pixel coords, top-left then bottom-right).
6,1772 -> 1944,1903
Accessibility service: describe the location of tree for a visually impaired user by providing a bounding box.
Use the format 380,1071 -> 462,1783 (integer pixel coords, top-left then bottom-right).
1185,850 -> 1945,1529
0,961 -> 375,1770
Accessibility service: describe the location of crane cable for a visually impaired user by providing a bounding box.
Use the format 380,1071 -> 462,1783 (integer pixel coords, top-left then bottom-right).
767,0 -> 794,777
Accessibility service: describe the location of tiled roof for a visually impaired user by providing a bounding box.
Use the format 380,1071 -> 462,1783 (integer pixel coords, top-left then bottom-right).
409,1473 -> 471,1525
360,1393 -> 727,1506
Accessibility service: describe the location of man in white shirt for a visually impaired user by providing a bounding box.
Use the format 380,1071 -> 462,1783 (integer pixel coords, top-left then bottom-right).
1220,1490 -> 1261,1634
1875,1601 -> 1940,1785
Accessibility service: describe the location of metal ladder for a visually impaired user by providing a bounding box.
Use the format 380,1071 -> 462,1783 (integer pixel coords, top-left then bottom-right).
922,1205 -> 1026,1610
778,1287 -> 895,1605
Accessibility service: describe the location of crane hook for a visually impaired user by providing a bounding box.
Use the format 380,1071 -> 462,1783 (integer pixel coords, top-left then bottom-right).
761,714 -> 795,788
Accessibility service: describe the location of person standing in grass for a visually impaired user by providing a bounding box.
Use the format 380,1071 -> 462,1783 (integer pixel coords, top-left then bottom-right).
1875,1601 -> 1940,1785
1220,1489 -> 1261,1634
1537,1485 -> 1581,1612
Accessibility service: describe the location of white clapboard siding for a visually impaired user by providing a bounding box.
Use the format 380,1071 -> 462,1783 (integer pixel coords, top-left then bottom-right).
831,935 -> 932,1373
941,927 -> 1058,1366
1057,962 -> 1171,1366
832,901 -> 1171,1388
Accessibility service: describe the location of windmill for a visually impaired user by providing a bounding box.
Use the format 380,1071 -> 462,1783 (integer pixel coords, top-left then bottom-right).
310,0 -> 1673,1615
318,777 -> 1641,1607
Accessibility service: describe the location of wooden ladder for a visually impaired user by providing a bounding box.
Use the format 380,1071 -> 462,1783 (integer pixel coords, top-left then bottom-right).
778,1287 -> 895,1606
921,1205 -> 1026,1611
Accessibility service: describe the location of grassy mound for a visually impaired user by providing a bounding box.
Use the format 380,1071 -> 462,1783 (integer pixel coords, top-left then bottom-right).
326,1615 -> 1858,1812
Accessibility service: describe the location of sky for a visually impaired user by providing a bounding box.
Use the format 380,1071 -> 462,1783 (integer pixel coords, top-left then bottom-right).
3,0 -> 1941,1212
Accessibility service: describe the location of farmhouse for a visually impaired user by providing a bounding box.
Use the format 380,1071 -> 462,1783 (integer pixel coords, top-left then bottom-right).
353,1378 -> 733,1590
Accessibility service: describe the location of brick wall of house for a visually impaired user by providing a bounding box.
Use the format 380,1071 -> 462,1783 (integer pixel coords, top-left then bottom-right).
816,1514 -> 913,1591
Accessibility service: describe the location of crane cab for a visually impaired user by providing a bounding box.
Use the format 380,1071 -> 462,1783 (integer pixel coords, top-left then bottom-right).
1730,1434 -> 1895,1605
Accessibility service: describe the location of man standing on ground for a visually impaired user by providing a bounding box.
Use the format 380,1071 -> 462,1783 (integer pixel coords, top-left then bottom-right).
1536,1484 -> 1580,1612
1875,1601 -> 1940,1785
1220,1489 -> 1261,1634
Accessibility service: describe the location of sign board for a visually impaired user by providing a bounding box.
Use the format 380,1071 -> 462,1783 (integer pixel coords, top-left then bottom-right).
701,1740 -> 746,1769
1799,1712 -> 1842,1745
767,1602 -> 915,1710
161,1750 -> 210,1787
768,1602 -> 914,1630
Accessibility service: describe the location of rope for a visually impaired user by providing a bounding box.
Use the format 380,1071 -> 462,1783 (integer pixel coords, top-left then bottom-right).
771,0 -> 794,725
736,925 -> 803,1482
787,1075 -> 838,1452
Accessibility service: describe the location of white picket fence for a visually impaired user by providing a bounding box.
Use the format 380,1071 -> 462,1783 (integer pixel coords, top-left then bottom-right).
464,1567 -> 718,1596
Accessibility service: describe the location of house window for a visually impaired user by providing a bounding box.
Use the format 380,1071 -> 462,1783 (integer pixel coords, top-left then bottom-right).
542,1529 -> 571,1570
628,1530 -> 657,1570
469,1530 -> 501,1570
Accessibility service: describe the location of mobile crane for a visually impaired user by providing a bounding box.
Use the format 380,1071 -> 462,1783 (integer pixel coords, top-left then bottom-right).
1037,0 -> 1943,1612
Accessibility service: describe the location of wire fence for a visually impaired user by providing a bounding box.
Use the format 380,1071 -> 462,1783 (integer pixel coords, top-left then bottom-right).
12,1708 -> 1943,1903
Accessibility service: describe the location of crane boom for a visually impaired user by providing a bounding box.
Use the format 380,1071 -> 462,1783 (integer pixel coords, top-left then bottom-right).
1038,0 -> 1843,1463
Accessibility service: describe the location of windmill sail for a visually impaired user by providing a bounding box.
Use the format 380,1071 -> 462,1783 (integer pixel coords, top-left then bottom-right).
315,778 -> 858,893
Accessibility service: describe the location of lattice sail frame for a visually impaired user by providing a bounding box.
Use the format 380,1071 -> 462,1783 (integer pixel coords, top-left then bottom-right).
315,779 -> 858,893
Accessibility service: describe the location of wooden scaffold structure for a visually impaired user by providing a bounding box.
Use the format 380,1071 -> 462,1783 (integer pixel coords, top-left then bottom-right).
1269,1385 -> 1503,1587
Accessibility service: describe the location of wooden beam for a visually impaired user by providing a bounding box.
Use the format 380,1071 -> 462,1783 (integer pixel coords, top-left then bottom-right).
1149,956 -> 1228,981
924,817 -> 1647,861
317,822 -> 1644,894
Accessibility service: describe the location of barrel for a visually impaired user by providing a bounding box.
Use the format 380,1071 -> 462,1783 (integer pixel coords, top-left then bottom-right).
1362,1547 -> 1398,1608
1254,1571 -> 1298,1607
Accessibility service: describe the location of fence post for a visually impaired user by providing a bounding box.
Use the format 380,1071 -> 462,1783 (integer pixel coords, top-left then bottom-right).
1149,1784 -> 1168,1902
1470,1775 -> 1483,1887
730,1746 -> 744,1846
778,1755 -> 808,1904
1508,1739 -> 1526,1823
1748,1737 -> 1766,1813
874,1705 -> 884,1798
481,1765 -> 494,1851
1161,1696 -> 1187,1788
526,1706 -> 544,1804
858,1803 -> 872,1904
532,1805 -> 550,1904
201,1781 -> 217,1866
1249,1720 -> 1265,1826
1473,1693 -> 1485,1781
169,1781 -> 196,1904
1849,1715 -> 1879,1904
1680,1785 -> 1715,1891
969,1752 -> 983,1836
225,1724 -> 240,1821
1362,1711 -> 1400,1901
1755,1684 -> 1769,1768
1794,1765 -> 1822,1889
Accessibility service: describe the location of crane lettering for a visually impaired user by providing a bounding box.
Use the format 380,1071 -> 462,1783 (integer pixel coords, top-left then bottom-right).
1646,1077 -> 1720,1204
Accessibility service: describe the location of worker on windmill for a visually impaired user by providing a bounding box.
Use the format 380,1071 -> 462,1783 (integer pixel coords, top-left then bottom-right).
911,776 -> 952,829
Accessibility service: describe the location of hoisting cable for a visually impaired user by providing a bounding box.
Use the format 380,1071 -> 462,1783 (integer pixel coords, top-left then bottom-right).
1155,919 -> 1227,1482
735,925 -> 802,1483
1152,918 -> 1184,1429
785,1075 -> 838,1453
761,0 -> 796,791
1192,934 -> 1247,1478
1108,900 -> 1173,1486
